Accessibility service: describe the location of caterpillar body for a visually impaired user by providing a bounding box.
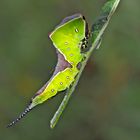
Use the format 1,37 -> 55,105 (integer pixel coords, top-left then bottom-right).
7,13 -> 89,127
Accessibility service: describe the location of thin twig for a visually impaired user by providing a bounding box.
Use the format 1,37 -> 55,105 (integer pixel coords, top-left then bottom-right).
50,0 -> 120,129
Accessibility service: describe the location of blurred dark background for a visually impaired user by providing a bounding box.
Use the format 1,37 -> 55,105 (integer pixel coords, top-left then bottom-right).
0,0 -> 140,140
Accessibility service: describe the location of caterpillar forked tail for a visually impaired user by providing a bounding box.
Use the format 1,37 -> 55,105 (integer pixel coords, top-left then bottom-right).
7,102 -> 35,128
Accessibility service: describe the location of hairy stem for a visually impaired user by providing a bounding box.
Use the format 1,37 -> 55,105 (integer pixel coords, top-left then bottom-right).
50,0 -> 120,129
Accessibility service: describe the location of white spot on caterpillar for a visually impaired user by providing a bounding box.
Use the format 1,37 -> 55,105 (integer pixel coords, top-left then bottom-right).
66,76 -> 69,79
75,28 -> 79,33
67,47 -> 70,51
60,82 -> 63,85
70,54 -> 73,57
70,62 -> 74,65
51,89 -> 55,92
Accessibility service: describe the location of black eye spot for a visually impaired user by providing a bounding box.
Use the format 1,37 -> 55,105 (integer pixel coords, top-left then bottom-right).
75,29 -> 79,33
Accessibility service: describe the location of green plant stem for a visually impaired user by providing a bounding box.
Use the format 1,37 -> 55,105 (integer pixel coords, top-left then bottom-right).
50,0 -> 120,129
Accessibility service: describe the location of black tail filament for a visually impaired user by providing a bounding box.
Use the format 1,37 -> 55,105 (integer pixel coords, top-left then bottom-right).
7,104 -> 33,128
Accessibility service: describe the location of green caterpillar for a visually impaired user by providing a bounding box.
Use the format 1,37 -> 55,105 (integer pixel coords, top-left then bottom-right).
7,13 -> 89,127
